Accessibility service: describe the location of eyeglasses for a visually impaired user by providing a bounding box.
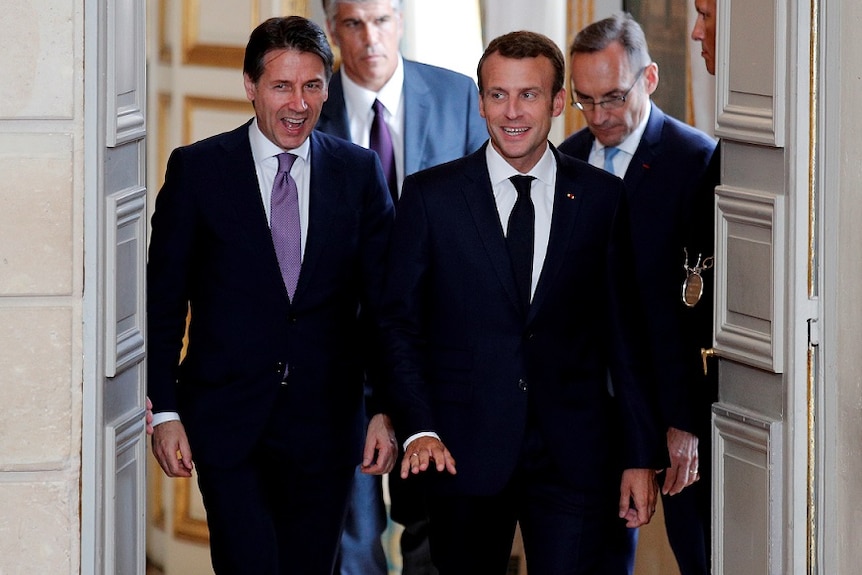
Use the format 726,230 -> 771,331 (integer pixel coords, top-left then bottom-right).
571,66 -> 646,111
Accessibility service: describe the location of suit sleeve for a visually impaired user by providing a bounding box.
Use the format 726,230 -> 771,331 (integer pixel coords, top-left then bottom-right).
379,176 -> 436,442
606,188 -> 668,470
357,152 -> 397,418
146,148 -> 198,413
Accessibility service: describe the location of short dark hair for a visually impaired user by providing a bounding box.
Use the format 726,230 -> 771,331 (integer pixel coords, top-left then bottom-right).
477,31 -> 565,96
243,16 -> 335,84
569,12 -> 651,71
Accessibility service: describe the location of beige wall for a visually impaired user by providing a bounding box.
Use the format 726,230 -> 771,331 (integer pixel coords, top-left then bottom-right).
0,1 -> 85,573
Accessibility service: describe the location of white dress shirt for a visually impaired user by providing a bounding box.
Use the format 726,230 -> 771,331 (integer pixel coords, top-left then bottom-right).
340,55 -> 406,195
588,102 -> 651,178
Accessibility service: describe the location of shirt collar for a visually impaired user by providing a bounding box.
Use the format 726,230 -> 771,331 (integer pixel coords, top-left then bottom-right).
486,142 -> 556,188
340,54 -> 404,118
248,117 -> 311,165
594,101 -> 652,157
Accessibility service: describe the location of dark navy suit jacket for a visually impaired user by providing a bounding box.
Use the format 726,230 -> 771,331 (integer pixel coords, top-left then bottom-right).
316,59 -> 488,178
146,123 -> 394,471
559,104 -> 718,437
382,144 -> 664,496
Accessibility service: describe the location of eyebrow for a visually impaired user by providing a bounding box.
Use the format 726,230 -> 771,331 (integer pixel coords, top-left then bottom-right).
574,87 -> 625,101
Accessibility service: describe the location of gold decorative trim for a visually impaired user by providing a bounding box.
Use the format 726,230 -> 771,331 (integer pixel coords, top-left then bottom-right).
158,0 -> 171,63
182,0 -> 259,68
564,0 -> 593,136
174,476 -> 210,543
157,94 -> 172,189
283,0 -> 310,16
182,96 -> 253,145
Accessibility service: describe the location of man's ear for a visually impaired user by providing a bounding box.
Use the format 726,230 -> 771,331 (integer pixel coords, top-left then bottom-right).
643,62 -> 660,96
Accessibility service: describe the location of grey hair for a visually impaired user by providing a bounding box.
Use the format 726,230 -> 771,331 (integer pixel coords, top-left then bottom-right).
322,0 -> 403,28
569,11 -> 652,71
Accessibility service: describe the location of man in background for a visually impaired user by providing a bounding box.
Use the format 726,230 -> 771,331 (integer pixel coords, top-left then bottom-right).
384,29 -> 664,575
559,12 -> 718,575
316,1 -> 487,573
147,16 -> 396,574
692,0 -> 717,75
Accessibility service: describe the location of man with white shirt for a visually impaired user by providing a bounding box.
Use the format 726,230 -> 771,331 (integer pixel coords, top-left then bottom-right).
147,16 -> 396,574
316,1 -> 487,573
559,12 -> 718,575
382,29 -> 663,575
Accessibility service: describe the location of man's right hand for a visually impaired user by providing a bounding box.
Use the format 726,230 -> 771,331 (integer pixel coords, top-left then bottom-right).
400,436 -> 457,479
152,420 -> 194,478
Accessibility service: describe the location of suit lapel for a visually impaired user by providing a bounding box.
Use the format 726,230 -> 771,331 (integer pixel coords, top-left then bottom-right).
217,122 -> 288,299
295,131 -> 347,300
529,150 -> 585,322
623,103 -> 663,193
460,150 -> 523,315
317,73 -> 352,141
402,62 -> 432,177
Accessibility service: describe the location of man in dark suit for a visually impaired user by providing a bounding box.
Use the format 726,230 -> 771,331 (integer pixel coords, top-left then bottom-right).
147,16 -> 397,575
383,30 -> 665,575
559,12 -> 718,575
315,2 -> 487,573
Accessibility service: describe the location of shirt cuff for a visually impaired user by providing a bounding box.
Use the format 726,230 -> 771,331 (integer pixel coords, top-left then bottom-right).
152,411 -> 180,427
403,431 -> 440,452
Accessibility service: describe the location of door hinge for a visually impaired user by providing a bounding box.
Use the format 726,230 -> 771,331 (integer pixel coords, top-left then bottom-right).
807,297 -> 820,346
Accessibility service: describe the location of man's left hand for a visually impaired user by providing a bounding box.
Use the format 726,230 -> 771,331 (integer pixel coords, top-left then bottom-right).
662,427 -> 699,495
360,413 -> 398,475
619,468 -> 659,528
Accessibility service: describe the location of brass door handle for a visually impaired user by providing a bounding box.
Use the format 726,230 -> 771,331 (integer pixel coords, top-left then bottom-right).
701,347 -> 717,376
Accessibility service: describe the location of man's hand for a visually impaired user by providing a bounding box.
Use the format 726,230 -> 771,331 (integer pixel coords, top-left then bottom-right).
400,436 -> 457,479
619,468 -> 659,528
360,413 -> 398,475
151,420 -> 194,478
145,396 -> 154,436
663,427 -> 699,495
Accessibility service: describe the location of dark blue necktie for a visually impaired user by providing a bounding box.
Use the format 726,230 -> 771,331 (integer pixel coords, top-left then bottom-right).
507,175 -> 536,311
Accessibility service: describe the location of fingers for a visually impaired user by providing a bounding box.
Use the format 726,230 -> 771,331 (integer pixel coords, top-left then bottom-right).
399,438 -> 457,479
664,428 -> 700,495
152,421 -> 193,478
145,396 -> 154,436
360,413 -> 398,475
619,468 -> 658,528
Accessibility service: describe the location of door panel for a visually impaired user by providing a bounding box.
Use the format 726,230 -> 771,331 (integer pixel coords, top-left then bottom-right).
711,0 -> 814,572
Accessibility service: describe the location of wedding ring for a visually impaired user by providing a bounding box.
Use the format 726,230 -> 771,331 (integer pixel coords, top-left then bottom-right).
176,450 -> 183,460
410,452 -> 419,458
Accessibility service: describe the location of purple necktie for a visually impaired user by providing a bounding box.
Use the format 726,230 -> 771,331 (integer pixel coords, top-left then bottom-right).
271,153 -> 301,299
369,99 -> 398,204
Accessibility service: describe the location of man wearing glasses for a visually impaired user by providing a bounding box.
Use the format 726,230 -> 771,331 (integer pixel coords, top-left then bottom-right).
559,12 -> 718,575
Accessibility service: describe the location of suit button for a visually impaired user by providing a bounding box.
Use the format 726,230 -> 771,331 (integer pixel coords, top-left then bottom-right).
518,378 -> 527,392
287,314 -> 297,323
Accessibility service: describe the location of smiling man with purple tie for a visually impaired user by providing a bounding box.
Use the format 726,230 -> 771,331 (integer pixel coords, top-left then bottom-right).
146,16 -> 396,575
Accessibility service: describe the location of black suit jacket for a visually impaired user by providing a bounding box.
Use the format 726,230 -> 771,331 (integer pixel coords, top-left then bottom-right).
382,144 -> 664,496
559,104 -> 718,436
147,123 -> 394,471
